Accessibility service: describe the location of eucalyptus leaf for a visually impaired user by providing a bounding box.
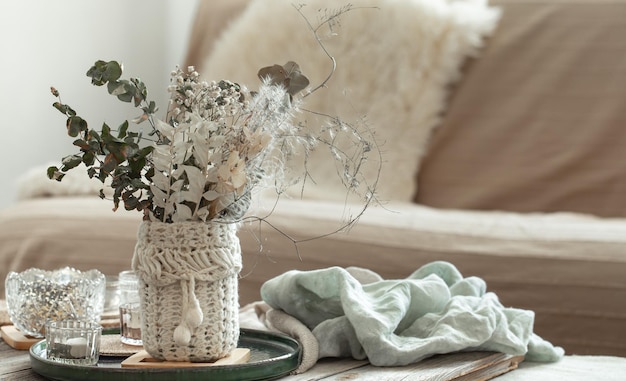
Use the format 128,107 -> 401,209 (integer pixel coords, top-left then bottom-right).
117,92 -> 134,103
122,192 -> 139,210
124,144 -> 138,159
130,179 -> 150,189
101,170 -> 111,183
47,166 -> 61,180
87,60 -> 123,86
53,102 -> 76,116
283,61 -> 310,96
88,129 -> 101,142
147,101 -> 158,114
131,78 -> 148,106
257,61 -> 309,96
107,81 -> 127,96
66,116 -> 87,137
137,146 -> 154,159
88,140 -> 102,153
113,165 -> 131,177
72,139 -> 89,150
104,61 -> 123,82
101,123 -> 111,137
82,151 -> 96,166
61,154 -> 82,170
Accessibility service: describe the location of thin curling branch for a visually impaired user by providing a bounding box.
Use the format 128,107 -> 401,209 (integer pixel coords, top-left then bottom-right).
293,3 -> 379,99
293,3 -> 336,98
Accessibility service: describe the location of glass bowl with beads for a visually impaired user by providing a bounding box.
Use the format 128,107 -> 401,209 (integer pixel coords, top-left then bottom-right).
5,267 -> 106,337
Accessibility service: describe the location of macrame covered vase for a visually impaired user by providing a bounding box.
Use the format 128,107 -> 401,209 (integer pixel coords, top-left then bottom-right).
132,220 -> 242,362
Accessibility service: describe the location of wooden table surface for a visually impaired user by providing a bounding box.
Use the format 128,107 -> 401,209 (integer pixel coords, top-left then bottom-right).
0,337 -> 525,381
0,295 -> 524,381
4,331 -> 626,381
1,339 -> 43,380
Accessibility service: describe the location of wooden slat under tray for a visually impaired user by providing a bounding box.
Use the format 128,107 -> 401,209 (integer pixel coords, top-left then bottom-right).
121,348 -> 251,368
0,325 -> 41,350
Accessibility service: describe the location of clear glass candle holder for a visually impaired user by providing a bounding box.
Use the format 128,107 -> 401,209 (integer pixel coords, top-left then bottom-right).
119,302 -> 142,345
45,320 -> 102,365
118,270 -> 142,346
5,267 -> 106,337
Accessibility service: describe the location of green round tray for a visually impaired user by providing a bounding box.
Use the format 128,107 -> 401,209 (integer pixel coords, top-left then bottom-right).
30,329 -> 301,381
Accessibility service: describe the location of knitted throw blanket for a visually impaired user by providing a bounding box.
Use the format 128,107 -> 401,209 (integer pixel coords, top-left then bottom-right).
132,221 -> 242,362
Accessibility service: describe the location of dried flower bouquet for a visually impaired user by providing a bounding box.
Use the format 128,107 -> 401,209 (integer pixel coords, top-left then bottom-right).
48,5 -> 379,229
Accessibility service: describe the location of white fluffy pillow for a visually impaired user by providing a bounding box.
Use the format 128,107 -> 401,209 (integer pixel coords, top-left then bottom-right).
200,0 -> 500,203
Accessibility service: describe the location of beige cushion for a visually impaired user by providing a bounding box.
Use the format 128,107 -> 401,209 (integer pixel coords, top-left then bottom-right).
415,0 -> 626,217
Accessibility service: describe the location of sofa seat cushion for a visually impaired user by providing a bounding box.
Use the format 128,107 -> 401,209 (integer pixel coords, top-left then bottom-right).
415,0 -> 626,217
1,194 -> 625,356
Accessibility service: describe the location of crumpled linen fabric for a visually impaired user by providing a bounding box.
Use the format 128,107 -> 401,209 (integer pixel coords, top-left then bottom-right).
260,261 -> 564,367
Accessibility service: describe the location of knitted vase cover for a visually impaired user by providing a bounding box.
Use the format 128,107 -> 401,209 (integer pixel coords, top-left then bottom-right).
132,221 -> 242,362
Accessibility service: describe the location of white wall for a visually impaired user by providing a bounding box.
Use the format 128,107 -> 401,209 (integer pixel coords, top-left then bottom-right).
0,0 -> 199,210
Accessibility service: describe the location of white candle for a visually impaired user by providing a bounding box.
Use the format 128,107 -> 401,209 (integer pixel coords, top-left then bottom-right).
66,337 -> 88,358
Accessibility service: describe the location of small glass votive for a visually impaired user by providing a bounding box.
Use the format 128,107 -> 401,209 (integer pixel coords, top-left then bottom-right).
119,302 -> 142,345
118,270 -> 142,346
45,320 -> 102,365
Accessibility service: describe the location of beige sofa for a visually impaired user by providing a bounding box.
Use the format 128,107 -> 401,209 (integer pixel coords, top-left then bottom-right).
1,0 -> 625,359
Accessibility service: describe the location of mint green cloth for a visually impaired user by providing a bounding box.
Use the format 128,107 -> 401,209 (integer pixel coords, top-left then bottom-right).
260,261 -> 564,366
